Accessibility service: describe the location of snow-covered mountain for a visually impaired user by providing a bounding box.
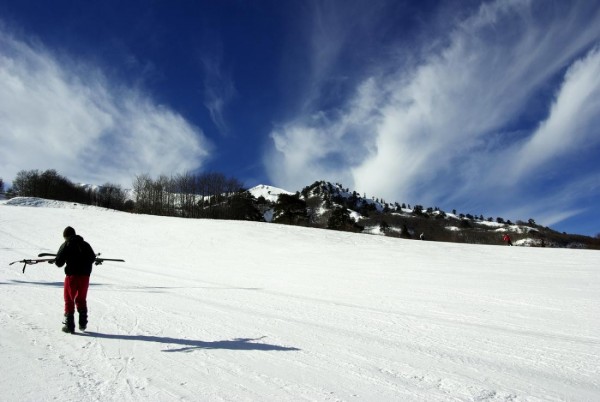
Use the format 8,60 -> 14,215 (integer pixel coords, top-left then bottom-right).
15,177 -> 595,247
248,184 -> 294,203
1,197 -> 599,401
248,181 -> 597,248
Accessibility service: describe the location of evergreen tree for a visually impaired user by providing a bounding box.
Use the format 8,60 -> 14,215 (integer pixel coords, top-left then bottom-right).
256,195 -> 268,205
273,193 -> 308,225
379,220 -> 390,234
227,192 -> 264,221
413,205 -> 424,216
327,207 -> 360,232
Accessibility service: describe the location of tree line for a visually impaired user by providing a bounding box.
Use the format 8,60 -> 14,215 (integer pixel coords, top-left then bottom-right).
131,172 -> 261,220
8,169 -> 129,210
4,169 -> 263,221
4,171 -> 600,246
10,170 -> 98,204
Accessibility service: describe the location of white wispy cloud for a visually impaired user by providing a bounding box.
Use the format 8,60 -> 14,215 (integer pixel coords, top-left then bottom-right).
266,0 -> 600,227
200,41 -> 236,136
265,78 -> 381,190
509,46 -> 600,181
0,27 -> 211,188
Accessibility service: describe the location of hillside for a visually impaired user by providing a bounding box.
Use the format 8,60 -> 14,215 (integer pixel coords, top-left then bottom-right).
248,184 -> 294,203
4,174 -> 598,248
253,181 -> 600,249
6,169 -> 598,248
1,198 -> 599,401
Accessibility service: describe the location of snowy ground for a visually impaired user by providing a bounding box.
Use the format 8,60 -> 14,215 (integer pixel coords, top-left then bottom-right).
1,198 -> 599,401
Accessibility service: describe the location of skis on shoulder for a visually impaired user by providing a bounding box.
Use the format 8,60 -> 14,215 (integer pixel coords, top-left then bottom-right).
9,252 -> 124,274
38,252 -> 125,265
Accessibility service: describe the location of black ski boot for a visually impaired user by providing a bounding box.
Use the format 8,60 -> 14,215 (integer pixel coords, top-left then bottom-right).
62,313 -> 75,334
78,309 -> 88,331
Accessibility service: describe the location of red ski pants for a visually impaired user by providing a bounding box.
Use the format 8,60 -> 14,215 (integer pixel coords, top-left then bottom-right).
64,275 -> 90,314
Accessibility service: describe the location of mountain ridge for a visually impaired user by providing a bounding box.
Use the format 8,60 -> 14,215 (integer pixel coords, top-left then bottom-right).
247,181 -> 600,249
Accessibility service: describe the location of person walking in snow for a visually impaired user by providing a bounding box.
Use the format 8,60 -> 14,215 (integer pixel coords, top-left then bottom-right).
502,234 -> 513,246
55,226 -> 96,333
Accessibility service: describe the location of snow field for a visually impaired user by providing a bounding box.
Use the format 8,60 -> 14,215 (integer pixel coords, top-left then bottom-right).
1,199 -> 599,401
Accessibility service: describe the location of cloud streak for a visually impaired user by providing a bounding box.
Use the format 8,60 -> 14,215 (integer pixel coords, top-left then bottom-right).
509,46 -> 600,180
0,27 -> 212,188
199,36 -> 236,136
266,0 -> 600,228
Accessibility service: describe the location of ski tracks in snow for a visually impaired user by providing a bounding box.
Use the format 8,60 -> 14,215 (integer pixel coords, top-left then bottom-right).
2,204 -> 600,401
87,264 -> 533,401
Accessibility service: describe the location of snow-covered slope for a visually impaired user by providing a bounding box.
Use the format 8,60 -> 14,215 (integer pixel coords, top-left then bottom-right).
3,196 -> 115,210
1,198 -> 599,401
248,184 -> 293,203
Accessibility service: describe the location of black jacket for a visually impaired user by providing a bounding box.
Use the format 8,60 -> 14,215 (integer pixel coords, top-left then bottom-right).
55,235 -> 96,276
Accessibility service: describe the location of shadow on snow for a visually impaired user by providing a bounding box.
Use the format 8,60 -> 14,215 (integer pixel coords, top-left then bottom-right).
0,280 -> 260,293
0,280 -> 65,287
79,332 -> 301,353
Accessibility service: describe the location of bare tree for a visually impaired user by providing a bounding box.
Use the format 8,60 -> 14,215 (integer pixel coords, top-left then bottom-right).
174,172 -> 198,218
132,174 -> 152,214
97,183 -> 127,210
130,171 -> 247,219
12,170 -> 40,196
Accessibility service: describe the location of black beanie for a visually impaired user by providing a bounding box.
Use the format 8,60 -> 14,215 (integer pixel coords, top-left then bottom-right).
63,226 -> 76,238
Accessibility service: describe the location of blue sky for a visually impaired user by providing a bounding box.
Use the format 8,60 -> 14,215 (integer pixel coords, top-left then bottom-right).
1,0 -> 599,236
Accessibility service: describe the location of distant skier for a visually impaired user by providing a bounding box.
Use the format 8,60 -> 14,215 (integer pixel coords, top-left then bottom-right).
419,233 -> 425,241
54,226 -> 96,333
502,234 -> 513,246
